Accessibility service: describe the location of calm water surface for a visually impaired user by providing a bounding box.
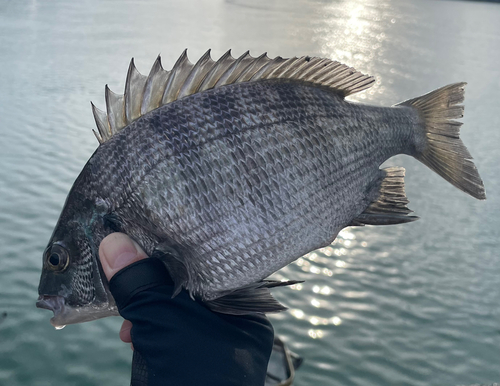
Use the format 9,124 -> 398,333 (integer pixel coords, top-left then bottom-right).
0,0 -> 499,385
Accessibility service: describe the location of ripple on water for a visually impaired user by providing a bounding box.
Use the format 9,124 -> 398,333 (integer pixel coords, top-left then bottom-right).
2,1 -> 500,385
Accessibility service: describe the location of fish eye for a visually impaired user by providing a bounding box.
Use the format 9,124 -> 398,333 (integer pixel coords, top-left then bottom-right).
46,244 -> 70,272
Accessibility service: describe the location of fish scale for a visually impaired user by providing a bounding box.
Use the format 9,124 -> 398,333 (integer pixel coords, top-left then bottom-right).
37,50 -> 484,327
103,81 -> 394,294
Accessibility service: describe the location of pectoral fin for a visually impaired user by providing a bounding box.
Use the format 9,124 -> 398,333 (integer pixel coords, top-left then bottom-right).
151,243 -> 190,297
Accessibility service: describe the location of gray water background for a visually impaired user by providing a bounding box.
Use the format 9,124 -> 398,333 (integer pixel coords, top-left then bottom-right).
0,0 -> 499,385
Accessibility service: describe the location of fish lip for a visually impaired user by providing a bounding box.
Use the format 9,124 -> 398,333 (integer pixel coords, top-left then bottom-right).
36,295 -> 120,327
36,295 -> 65,312
36,295 -> 67,327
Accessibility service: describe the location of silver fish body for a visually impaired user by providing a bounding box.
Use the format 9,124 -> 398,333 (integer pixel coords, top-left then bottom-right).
91,80 -> 417,295
37,51 -> 485,326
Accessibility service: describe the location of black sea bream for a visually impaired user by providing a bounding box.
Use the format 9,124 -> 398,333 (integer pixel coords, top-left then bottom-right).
36,50 -> 485,327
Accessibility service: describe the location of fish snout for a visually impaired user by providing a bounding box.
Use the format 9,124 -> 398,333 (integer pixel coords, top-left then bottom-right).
36,295 -> 66,313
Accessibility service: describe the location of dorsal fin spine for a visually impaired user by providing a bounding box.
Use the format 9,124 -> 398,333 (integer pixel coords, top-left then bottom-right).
92,129 -> 103,144
105,86 -> 126,135
162,49 -> 193,104
214,51 -> 251,88
272,57 -> 300,78
249,56 -> 287,80
234,52 -> 269,83
177,49 -> 215,99
141,55 -> 170,115
92,49 -> 375,143
125,58 -> 148,123
91,102 -> 110,143
197,49 -> 235,91
228,51 -> 256,83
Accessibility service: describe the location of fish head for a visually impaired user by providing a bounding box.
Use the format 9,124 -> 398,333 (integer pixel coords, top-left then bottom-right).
36,197 -> 118,328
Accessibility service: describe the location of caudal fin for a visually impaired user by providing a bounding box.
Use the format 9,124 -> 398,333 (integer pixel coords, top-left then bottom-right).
397,83 -> 486,200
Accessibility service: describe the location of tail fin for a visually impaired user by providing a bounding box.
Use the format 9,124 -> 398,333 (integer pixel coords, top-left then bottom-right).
397,83 -> 486,200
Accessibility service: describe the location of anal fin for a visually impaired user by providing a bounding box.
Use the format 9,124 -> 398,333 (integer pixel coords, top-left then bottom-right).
204,280 -> 302,315
349,167 -> 419,226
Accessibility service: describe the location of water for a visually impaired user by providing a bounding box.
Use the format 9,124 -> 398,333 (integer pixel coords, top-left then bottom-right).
0,0 -> 499,385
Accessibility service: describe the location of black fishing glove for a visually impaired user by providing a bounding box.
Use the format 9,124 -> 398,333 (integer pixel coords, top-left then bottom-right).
109,258 -> 274,386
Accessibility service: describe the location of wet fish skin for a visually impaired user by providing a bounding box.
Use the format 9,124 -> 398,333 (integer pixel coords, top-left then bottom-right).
99,79 -> 421,297
39,79 -> 416,319
37,53 -> 485,326
37,187 -> 119,325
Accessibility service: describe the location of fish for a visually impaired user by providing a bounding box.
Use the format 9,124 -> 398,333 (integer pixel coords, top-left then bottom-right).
36,49 -> 485,327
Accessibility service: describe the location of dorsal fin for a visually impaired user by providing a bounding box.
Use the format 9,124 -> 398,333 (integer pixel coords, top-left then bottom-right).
140,55 -> 170,115
105,85 -> 126,136
125,58 -> 148,123
92,49 -> 375,143
177,49 -> 216,99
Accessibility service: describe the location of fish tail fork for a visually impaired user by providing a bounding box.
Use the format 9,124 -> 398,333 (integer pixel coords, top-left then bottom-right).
397,83 -> 486,200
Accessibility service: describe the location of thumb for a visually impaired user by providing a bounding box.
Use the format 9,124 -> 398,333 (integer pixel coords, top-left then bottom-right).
99,233 -> 148,280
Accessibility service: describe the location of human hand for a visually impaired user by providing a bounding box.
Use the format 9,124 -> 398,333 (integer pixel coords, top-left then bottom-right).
99,232 -> 274,385
99,232 -> 148,345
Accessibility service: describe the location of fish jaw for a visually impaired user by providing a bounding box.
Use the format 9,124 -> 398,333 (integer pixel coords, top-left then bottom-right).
36,295 -> 119,327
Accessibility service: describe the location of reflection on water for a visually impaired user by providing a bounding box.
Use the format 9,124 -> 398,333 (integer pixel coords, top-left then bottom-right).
282,231 -> 359,339
1,0 -> 499,385
308,329 -> 324,339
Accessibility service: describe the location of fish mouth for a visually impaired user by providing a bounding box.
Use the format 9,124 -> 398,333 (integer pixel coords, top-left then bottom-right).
36,295 -> 119,327
36,295 -> 68,328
